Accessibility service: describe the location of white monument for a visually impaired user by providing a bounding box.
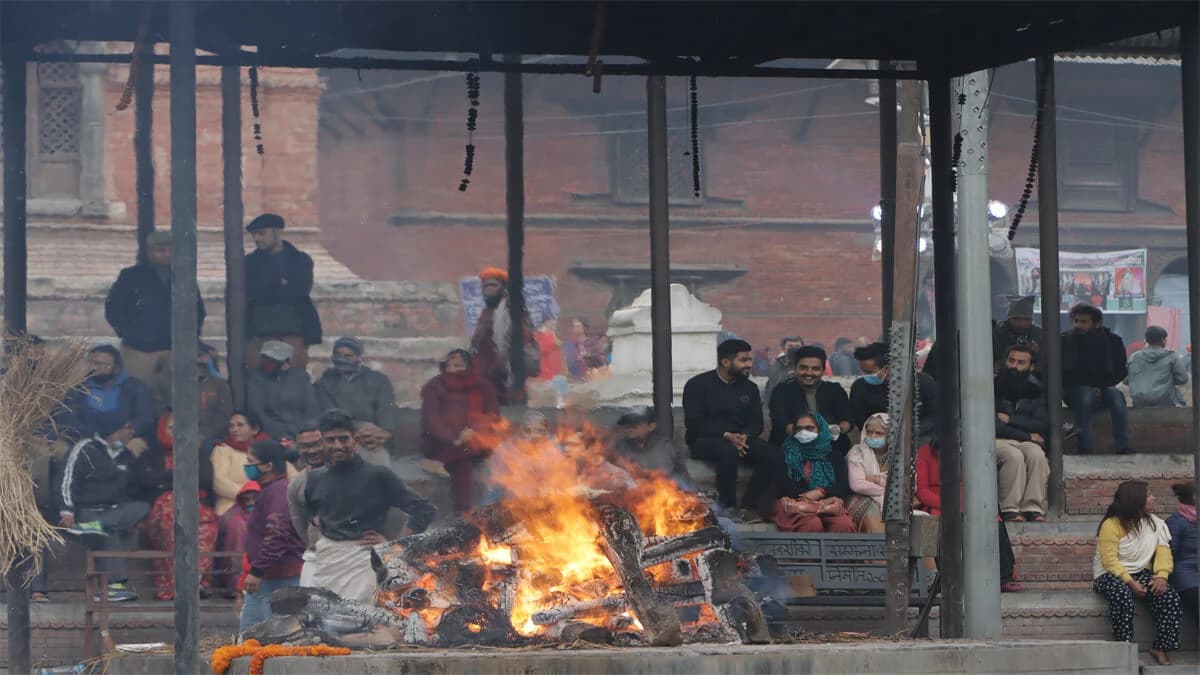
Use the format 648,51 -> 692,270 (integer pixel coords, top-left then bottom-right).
586,283 -> 723,406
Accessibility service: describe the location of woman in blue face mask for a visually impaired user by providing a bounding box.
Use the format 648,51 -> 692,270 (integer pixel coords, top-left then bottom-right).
239,440 -> 305,633
845,413 -> 890,533
770,412 -> 856,533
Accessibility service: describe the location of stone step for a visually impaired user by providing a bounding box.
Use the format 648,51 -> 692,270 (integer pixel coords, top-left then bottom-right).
1001,590 -> 1200,652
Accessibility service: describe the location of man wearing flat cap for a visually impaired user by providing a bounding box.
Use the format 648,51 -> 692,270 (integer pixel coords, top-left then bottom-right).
992,295 -> 1044,371
244,213 -> 322,371
315,336 -> 399,447
246,340 -> 320,440
470,267 -> 540,404
105,229 -> 206,411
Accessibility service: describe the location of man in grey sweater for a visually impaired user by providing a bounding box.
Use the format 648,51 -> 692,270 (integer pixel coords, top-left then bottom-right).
1127,326 -> 1189,408
287,424 -> 327,586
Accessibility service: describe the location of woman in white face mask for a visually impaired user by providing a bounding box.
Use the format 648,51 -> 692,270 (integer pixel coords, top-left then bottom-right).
770,411 -> 855,533
845,413 -> 889,533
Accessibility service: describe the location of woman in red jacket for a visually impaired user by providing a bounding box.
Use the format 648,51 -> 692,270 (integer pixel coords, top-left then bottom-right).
421,349 -> 500,513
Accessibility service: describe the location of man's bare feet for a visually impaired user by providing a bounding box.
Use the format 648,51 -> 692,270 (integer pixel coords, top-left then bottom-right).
1148,648 -> 1171,666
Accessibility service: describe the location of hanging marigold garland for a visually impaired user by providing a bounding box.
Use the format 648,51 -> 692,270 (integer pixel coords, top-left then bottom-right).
209,640 -> 350,675
249,66 -> 265,155
459,71 -> 480,191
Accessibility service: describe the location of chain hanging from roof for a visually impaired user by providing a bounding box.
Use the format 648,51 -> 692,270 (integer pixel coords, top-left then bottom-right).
459,71 -> 480,192
687,75 -> 701,198
249,66 -> 264,155
1006,65 -> 1047,241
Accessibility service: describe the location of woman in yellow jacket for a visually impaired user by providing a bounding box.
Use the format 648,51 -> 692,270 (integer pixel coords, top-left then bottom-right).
1092,480 -> 1182,666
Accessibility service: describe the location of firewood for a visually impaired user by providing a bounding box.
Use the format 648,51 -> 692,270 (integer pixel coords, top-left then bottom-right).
701,550 -> 770,644
437,605 -> 521,647
641,527 -> 730,568
597,505 -> 683,647
559,621 -> 613,644
531,596 -> 626,626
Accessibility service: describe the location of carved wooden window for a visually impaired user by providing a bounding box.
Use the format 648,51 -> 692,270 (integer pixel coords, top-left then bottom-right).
29,60 -> 83,197
1058,122 -> 1138,213
608,128 -> 704,205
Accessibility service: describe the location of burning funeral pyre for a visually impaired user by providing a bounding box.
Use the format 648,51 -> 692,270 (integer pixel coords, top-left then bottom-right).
247,418 -> 773,648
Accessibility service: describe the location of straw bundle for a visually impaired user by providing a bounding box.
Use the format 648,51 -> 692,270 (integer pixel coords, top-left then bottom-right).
0,335 -> 89,579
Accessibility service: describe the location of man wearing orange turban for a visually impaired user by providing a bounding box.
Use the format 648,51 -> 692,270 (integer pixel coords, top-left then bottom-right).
470,267 -> 539,403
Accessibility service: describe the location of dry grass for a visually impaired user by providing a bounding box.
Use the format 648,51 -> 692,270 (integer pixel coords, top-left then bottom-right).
0,335 -> 89,580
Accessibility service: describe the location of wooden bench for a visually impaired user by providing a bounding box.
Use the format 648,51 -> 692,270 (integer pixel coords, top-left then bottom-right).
83,549 -> 244,657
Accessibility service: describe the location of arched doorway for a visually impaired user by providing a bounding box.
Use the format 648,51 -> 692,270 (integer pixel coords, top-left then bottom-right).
1153,257 -> 1190,351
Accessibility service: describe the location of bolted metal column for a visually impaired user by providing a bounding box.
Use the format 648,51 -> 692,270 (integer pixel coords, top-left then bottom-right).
928,73 -> 964,637
879,62 -> 898,334
169,3 -> 201,673
1035,56 -> 1066,518
134,45 -> 155,264
221,65 -> 246,407
1180,16 -> 1200,588
647,76 -> 674,437
2,35 -> 32,675
504,55 -> 528,402
955,70 -> 1001,640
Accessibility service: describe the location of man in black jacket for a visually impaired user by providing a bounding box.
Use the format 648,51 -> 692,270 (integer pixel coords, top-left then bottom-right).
769,345 -> 853,455
683,339 -> 779,520
104,229 -> 206,411
244,213 -> 322,370
994,344 -> 1050,522
1061,304 -> 1131,454
849,342 -> 939,443
58,417 -> 152,602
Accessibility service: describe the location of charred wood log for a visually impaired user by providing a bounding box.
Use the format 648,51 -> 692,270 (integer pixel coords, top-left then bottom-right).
531,596 -> 627,626
641,527 -> 730,568
701,550 -> 770,644
437,605 -> 522,647
559,621 -> 614,644
597,505 -> 683,647
268,587 -> 402,630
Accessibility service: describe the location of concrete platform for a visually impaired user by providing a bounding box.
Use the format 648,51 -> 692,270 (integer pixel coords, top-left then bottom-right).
102,640 -> 1139,675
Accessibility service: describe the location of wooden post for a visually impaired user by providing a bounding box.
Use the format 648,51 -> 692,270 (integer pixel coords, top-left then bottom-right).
1179,15 -> 1200,590
879,61 -> 898,334
504,55 -> 528,403
647,75 -> 674,438
134,44 -> 155,264
221,64 -> 246,407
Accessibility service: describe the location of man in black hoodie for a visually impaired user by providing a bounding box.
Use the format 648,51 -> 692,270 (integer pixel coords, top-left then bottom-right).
769,345 -> 853,455
1061,304 -> 1131,454
849,341 -> 939,444
244,213 -> 323,370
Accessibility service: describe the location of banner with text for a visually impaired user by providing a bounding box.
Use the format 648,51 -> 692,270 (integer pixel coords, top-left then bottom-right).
1014,248 -> 1147,314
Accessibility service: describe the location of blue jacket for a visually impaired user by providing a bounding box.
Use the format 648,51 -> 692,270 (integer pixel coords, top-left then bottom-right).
59,372 -> 156,443
1166,511 -> 1198,592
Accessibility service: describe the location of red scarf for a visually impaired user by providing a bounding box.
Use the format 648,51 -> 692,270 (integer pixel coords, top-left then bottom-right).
158,416 -> 211,499
442,369 -> 485,416
223,430 -> 271,453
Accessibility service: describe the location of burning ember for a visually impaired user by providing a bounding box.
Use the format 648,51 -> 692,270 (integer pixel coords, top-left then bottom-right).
250,418 -> 770,649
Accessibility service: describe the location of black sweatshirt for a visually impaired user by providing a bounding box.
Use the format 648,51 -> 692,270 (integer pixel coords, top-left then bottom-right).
303,454 -> 436,540
682,370 -> 764,446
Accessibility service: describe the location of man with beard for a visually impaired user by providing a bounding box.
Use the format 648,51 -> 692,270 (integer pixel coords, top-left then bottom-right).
244,213 -> 322,370
683,339 -> 779,521
994,344 -> 1050,522
470,267 -> 539,403
286,423 -> 327,585
105,229 -> 206,410
304,409 -> 436,603
1061,304 -> 1131,454
315,336 -> 398,447
769,345 -> 854,456
992,295 -> 1044,370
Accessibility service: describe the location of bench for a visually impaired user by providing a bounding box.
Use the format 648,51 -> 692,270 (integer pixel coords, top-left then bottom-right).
84,550 -> 244,658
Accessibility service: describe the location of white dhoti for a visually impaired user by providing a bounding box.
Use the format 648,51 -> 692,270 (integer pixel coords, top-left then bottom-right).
309,537 -> 377,604
299,548 -> 318,587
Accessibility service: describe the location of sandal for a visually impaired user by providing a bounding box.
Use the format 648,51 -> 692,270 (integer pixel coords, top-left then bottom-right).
1022,512 -> 1046,523
1001,512 -> 1024,522
30,592 -> 49,603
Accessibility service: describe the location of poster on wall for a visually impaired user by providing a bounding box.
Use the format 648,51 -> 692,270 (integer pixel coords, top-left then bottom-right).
460,275 -> 559,335
1014,248 -> 1147,314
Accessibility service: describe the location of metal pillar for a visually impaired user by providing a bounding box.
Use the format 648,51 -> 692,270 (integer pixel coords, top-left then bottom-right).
928,73 -> 964,637
879,61 -> 898,334
221,65 -> 246,407
134,47 -> 155,263
955,71 -> 1001,640
504,55 -> 528,402
1035,56 -> 1066,518
2,38 -> 32,675
168,4 -> 200,673
1180,17 -> 1200,589
646,76 -> 674,437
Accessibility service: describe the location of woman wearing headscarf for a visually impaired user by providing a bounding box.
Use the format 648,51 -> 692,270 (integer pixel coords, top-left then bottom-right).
1092,480 -> 1181,666
845,412 -> 889,533
211,411 -> 274,517
1165,482 -> 1198,626
420,349 -> 500,513
771,411 -> 854,533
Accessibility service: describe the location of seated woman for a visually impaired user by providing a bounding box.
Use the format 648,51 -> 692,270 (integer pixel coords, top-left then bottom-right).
771,412 -> 855,533
845,412 -> 889,533
420,349 -> 500,514
135,412 -> 219,601
1165,482 -> 1198,626
1093,480 -> 1182,666
211,411 -> 272,517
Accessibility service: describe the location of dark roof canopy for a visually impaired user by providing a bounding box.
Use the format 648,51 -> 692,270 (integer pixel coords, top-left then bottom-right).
2,1 -> 1196,76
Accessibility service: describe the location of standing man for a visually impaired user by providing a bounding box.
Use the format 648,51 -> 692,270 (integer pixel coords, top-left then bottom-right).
470,267 -> 539,403
1127,325 -> 1189,408
244,213 -> 322,371
994,345 -> 1051,523
315,336 -> 398,447
286,423 -> 327,586
764,336 -> 804,405
769,345 -> 854,456
105,229 -> 206,410
992,295 -> 1044,370
683,339 -> 779,521
1062,304 -> 1132,454
305,410 -> 436,603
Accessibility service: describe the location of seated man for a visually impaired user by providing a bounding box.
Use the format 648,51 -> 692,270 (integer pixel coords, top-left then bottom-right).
849,341 -> 939,444
994,345 -> 1050,522
1127,325 -> 1189,408
768,345 -> 853,455
682,339 -> 779,521
315,336 -> 399,447
198,342 -> 234,443
246,340 -> 320,441
59,418 -> 152,602
304,409 -> 437,603
59,345 -> 156,455
613,406 -> 690,482
992,295 -> 1043,370
1061,304 -> 1131,454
